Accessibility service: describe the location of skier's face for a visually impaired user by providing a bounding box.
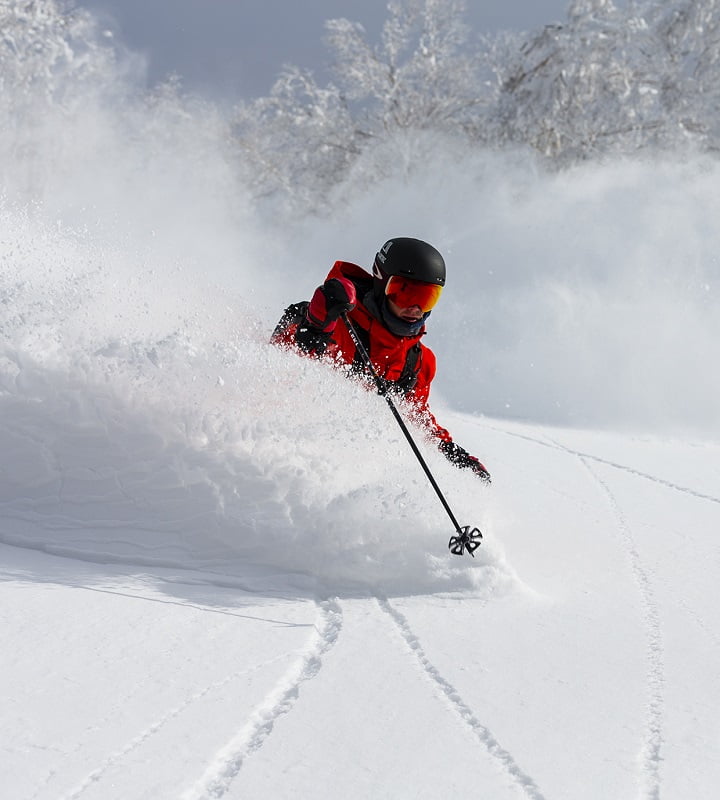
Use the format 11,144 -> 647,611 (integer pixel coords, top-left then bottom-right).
386,297 -> 425,323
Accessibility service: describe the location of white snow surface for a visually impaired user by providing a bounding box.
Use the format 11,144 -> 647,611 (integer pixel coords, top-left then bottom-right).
2,204 -> 720,800
3,50 -> 720,798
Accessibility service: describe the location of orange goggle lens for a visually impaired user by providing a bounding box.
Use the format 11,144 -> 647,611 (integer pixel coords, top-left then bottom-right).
385,276 -> 443,312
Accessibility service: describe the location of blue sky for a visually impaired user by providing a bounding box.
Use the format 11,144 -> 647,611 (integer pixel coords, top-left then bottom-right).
79,0 -> 572,99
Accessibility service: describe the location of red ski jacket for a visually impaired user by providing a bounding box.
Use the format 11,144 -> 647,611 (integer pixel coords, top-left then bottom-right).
272,260 -> 452,442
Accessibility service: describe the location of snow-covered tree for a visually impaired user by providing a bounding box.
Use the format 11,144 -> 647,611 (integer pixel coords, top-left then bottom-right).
233,0 -> 720,208
494,0 -> 720,159
0,0 -> 121,195
230,0 -> 494,212
323,0 -> 491,138
0,0 -> 116,113
638,0 -> 720,148
494,0 -> 656,159
231,67 -> 359,214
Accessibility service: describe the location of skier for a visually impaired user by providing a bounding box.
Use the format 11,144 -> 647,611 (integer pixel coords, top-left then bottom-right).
271,237 -> 491,483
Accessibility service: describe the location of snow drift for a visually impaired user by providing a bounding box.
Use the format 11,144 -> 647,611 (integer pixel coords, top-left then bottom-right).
0,204 -> 506,595
2,3 -> 720,597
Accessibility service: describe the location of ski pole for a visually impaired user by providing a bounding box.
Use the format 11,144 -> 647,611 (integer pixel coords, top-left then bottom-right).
342,313 -> 482,556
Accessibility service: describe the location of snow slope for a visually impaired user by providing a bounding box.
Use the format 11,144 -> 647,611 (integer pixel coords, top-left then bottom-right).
2,209 -> 719,796
3,408 -> 720,799
3,17 -> 720,796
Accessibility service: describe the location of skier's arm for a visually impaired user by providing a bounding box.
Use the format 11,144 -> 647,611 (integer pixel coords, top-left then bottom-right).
437,440 -> 491,483
408,355 -> 491,484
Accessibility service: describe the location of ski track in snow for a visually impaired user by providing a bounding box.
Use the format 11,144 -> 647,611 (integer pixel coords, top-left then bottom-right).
181,598 -> 343,800
677,598 -> 720,649
377,597 -> 547,800
579,458 -> 665,800
483,423 -> 720,506
511,422 -> 667,799
56,653 -> 294,800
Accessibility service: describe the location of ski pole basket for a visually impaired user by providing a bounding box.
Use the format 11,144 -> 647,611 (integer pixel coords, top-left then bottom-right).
448,526 -> 483,557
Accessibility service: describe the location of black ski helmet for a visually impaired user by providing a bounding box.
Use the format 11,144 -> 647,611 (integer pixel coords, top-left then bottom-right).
372,238 -> 446,298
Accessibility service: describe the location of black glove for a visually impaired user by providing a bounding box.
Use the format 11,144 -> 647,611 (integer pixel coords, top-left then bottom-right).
305,278 -> 357,329
438,440 -> 491,484
295,278 -> 357,354
295,321 -> 333,354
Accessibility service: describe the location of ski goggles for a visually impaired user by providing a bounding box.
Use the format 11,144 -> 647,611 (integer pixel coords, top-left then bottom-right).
384,276 -> 443,312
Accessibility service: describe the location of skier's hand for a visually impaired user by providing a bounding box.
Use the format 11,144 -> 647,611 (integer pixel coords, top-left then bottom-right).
295,322 -> 332,355
306,278 -> 357,332
438,440 -> 491,484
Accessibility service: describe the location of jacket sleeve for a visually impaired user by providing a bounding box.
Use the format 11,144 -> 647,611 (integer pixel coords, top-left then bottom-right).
405,346 -> 453,443
270,302 -> 305,347
270,300 -> 334,356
